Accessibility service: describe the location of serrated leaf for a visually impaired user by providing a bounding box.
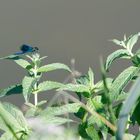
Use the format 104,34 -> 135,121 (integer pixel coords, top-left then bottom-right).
40,56 -> 48,61
76,75 -> 90,85
58,83 -> 90,93
126,33 -> 140,51
88,115 -> 103,129
95,78 -> 113,92
0,132 -> 14,140
38,81 -> 64,93
74,107 -> 86,120
22,76 -> 37,102
0,84 -> 22,97
87,98 -> 105,127
87,98 -> 104,115
42,103 -> 81,116
2,102 -> 28,130
111,39 -> 122,46
14,58 -> 32,69
78,122 -> 91,139
88,115 -> 108,140
87,98 -> 109,140
39,116 -> 73,125
136,49 -> 140,56
0,55 -> 20,60
38,63 -> 71,73
25,107 -> 37,118
86,126 -> 100,140
37,100 -> 47,107
109,66 -> 140,101
0,102 -> 23,132
105,49 -> 130,71
116,77 -> 140,140
116,91 -> 127,101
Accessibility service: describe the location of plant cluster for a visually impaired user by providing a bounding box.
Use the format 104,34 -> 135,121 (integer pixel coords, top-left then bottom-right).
0,33 -> 140,140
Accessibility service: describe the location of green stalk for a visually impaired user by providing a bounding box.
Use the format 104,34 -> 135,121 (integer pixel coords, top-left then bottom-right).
100,58 -> 116,125
48,91 -> 117,132
33,62 -> 38,106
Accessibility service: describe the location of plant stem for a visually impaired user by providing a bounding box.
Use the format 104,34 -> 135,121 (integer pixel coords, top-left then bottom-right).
34,62 -> 38,106
48,91 -> 117,132
67,93 -> 117,132
108,105 -> 116,125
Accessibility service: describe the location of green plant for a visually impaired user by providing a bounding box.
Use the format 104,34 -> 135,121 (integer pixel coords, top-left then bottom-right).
0,33 -> 140,140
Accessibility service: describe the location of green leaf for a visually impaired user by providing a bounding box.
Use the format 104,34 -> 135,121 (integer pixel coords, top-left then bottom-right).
25,107 -> 37,118
86,97 -> 108,139
22,76 -> 37,102
135,133 -> 140,140
131,55 -> 140,66
76,75 -> 90,86
58,83 -> 90,93
116,91 -> 127,101
109,66 -> 140,101
0,55 -> 20,60
88,115 -> 108,140
136,49 -> 140,57
14,58 -> 32,69
78,122 -> 91,139
86,126 -> 100,140
87,98 -> 106,128
105,49 -> 130,71
2,102 -> 28,130
39,116 -> 73,125
0,102 -> 24,132
41,103 -> 81,116
39,103 -> 81,126
116,77 -> 140,140
38,63 -> 71,73
0,84 -> 22,97
38,81 -> 64,93
37,100 -> 47,107
111,39 -> 122,46
87,98 -> 105,126
0,132 -> 14,140
74,107 -> 86,120
126,33 -> 140,51
95,78 -> 113,92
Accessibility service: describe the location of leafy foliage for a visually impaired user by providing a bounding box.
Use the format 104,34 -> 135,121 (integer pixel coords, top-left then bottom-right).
105,49 -> 130,71
109,66 -> 140,101
38,81 -> 64,93
38,63 -> 71,73
116,77 -> 140,140
0,102 -> 29,139
0,33 -> 140,139
22,76 -> 37,103
0,84 -> 22,97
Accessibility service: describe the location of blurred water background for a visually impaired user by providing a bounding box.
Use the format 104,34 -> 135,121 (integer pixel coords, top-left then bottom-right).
0,0 -> 140,106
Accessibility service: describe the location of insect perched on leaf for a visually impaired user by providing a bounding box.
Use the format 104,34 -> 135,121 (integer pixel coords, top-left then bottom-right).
14,44 -> 39,55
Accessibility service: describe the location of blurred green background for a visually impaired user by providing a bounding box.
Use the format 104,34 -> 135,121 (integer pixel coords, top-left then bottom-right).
0,0 -> 140,106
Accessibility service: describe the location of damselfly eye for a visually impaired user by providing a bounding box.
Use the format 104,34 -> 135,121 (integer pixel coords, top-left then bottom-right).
34,47 -> 39,51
